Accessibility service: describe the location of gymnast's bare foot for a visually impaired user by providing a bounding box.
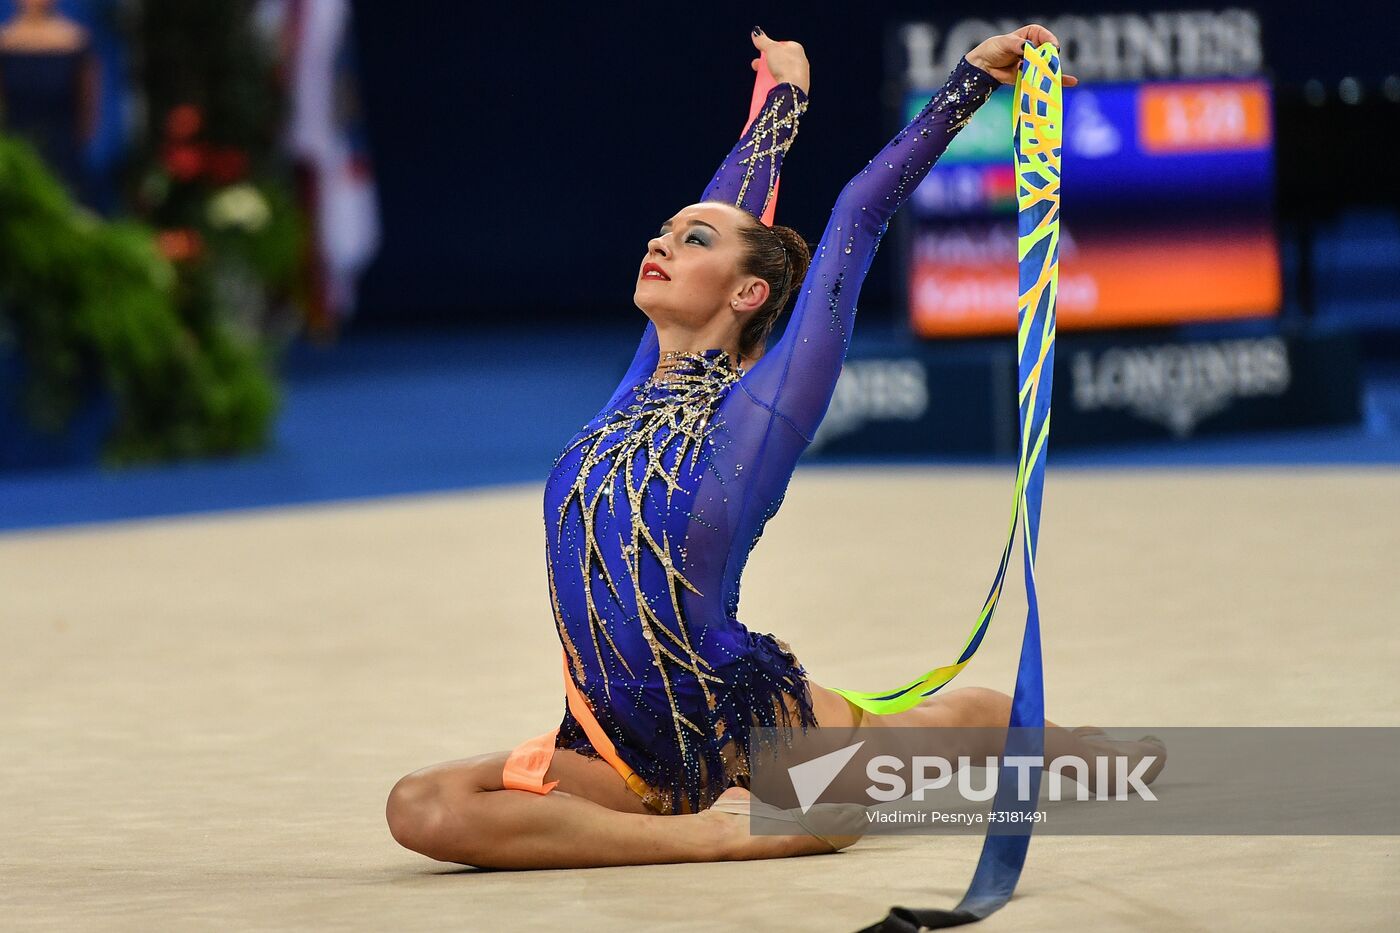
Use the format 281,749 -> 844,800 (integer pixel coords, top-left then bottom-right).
1070,726 -> 1167,795
701,785 -> 868,859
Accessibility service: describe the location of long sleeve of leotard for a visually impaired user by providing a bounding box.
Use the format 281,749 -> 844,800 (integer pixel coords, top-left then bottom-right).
700,82 -> 810,214
600,82 -> 811,412
740,55 -> 1001,441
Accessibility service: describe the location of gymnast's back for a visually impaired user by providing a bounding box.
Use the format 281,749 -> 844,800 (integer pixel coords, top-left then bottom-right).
541,54 -> 1000,815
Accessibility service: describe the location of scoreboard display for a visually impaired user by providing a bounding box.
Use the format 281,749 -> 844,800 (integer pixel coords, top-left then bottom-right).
906,78 -> 1282,337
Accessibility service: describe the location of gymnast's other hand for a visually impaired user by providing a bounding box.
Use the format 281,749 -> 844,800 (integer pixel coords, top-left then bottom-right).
966,24 -> 1080,87
750,26 -> 810,95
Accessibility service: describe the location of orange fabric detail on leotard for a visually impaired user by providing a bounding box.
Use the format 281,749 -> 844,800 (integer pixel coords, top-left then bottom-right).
501,726 -> 561,794
559,650 -> 653,797
501,650 -> 656,807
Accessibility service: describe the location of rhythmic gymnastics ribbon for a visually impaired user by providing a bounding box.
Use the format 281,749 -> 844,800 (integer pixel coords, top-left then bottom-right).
853,41 -> 1062,931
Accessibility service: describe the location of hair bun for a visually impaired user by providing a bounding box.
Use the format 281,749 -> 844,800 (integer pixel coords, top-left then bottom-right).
768,224 -> 812,297
735,217 -> 813,361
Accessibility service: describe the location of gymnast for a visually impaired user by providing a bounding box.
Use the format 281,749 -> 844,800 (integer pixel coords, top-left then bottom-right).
386,25 -> 1157,868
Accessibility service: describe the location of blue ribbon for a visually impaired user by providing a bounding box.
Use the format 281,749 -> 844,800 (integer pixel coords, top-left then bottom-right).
857,41 -> 1062,931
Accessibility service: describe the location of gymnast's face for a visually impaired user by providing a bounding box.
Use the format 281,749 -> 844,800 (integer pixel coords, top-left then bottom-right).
634,202 -> 770,331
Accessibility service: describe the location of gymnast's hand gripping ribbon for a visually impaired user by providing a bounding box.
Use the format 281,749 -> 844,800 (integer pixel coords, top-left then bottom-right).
856,42 -> 1061,931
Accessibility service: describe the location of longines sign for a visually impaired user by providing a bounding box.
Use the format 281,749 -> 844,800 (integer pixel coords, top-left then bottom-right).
896,7 -> 1264,86
1070,336 -> 1290,438
805,329 -> 1358,456
812,359 -> 929,452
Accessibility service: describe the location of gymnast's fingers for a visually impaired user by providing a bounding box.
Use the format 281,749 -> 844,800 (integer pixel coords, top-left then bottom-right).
1011,23 -> 1060,49
1008,24 -> 1079,88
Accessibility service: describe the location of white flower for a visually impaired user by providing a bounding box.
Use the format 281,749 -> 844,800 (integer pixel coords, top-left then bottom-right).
207,184 -> 272,232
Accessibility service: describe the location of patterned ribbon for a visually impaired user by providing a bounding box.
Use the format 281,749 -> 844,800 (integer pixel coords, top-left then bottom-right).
854,41 -> 1062,931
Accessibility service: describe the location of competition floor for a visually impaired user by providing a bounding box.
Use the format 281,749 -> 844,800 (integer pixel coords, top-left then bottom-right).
3,466 -> 1397,931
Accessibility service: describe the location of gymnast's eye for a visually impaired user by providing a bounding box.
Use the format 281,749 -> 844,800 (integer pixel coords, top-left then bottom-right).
686,232 -> 708,246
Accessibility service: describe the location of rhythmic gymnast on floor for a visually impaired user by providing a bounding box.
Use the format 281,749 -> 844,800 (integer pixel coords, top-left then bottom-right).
385,25 -> 1159,868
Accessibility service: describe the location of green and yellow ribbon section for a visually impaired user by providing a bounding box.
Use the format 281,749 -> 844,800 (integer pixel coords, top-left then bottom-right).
856,42 -> 1061,932
830,38 -> 1061,720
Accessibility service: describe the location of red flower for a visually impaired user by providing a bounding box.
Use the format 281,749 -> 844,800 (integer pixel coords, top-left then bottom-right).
156,228 -> 204,262
206,147 -> 250,184
163,142 -> 206,181
165,104 -> 203,141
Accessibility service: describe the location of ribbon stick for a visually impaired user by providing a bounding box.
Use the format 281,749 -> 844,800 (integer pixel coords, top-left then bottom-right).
856,41 -> 1062,931
746,50 -> 782,227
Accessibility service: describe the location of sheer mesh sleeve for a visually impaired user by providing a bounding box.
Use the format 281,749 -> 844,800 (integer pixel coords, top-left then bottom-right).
741,55 -> 1000,441
701,82 -> 809,218
600,83 -> 810,412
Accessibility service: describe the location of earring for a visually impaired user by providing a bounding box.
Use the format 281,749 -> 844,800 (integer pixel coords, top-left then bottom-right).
731,300 -> 738,308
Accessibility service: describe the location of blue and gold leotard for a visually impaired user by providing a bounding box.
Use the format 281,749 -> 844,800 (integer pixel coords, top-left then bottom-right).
543,56 -> 1000,816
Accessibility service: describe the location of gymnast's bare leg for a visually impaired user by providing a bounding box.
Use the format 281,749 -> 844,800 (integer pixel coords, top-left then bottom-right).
785,681 -> 1168,804
384,745 -> 863,869
383,682 -> 1163,871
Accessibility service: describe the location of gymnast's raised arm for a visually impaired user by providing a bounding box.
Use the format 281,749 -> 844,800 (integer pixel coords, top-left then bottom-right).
737,56 -> 999,439
601,30 -> 811,410
741,25 -> 1075,442
699,32 -> 811,217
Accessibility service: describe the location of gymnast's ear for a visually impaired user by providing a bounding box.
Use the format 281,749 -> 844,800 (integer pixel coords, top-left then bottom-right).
731,277 -> 771,315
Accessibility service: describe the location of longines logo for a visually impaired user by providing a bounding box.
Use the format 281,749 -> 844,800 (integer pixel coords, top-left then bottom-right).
896,7 -> 1264,86
811,359 -> 929,451
1070,336 -> 1291,437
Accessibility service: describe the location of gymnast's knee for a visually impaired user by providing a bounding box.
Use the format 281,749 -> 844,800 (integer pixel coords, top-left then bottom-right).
941,686 -> 1008,715
386,771 -> 479,862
